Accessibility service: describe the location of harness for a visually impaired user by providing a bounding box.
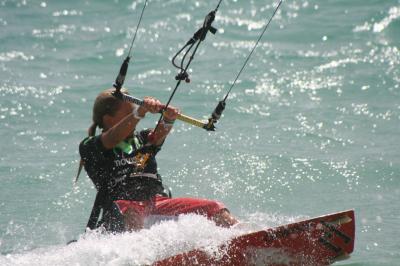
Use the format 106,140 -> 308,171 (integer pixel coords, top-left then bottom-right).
85,134 -> 168,230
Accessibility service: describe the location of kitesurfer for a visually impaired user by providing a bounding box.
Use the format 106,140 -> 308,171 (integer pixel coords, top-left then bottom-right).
79,88 -> 238,232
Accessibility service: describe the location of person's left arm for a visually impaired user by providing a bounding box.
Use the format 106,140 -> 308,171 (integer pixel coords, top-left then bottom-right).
148,105 -> 179,146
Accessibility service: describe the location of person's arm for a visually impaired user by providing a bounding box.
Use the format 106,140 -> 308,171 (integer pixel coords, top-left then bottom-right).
101,97 -> 164,149
148,105 -> 180,146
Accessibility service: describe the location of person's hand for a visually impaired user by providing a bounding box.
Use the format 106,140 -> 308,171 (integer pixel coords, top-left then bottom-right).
140,96 -> 164,115
163,105 -> 180,121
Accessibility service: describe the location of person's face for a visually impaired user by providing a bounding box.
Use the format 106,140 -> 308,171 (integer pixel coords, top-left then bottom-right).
103,101 -> 135,129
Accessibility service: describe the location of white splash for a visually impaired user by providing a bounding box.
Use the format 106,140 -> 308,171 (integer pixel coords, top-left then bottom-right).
353,22 -> 372,32
0,51 -> 34,62
0,211 -> 301,266
373,6 -> 400,33
115,48 -> 125,57
0,215 -> 242,266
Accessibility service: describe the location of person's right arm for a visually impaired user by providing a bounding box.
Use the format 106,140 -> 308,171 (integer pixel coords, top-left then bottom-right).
101,97 -> 164,149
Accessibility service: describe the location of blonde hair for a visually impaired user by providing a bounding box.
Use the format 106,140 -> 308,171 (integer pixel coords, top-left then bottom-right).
88,88 -> 129,136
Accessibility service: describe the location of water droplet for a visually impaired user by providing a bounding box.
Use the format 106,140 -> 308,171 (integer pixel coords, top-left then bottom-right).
115,48 -> 124,57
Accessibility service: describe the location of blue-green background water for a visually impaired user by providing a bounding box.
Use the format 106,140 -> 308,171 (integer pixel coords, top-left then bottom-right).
0,0 -> 399,265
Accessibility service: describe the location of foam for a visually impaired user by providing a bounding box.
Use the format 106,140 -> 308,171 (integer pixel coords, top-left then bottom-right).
373,6 -> 400,33
0,214 -> 242,266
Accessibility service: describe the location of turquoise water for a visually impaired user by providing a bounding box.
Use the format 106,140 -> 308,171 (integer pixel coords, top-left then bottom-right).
0,0 -> 399,265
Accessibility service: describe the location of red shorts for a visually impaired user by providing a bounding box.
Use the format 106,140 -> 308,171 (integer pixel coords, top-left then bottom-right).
114,195 -> 226,221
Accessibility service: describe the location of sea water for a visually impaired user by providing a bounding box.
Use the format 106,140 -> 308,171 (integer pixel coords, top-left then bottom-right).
0,0 -> 399,265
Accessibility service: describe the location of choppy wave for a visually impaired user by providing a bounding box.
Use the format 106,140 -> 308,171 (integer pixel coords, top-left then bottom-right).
373,6 -> 400,33
353,6 -> 400,33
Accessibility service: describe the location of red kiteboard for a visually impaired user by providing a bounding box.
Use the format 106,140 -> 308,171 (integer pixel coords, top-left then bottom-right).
154,209 -> 355,266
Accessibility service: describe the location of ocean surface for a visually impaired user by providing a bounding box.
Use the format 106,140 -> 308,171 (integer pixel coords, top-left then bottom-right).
0,0 -> 399,265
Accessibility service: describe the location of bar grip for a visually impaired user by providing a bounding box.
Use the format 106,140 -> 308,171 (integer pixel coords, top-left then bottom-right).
175,113 -> 207,129
117,93 -> 208,129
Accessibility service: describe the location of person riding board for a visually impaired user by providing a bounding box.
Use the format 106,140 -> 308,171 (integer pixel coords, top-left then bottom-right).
79,88 -> 238,232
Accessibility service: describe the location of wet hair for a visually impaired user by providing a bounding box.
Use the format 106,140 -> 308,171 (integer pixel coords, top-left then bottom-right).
88,88 -> 128,136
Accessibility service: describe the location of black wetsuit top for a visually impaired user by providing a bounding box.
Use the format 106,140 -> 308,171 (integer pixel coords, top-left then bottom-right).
79,129 -> 164,230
